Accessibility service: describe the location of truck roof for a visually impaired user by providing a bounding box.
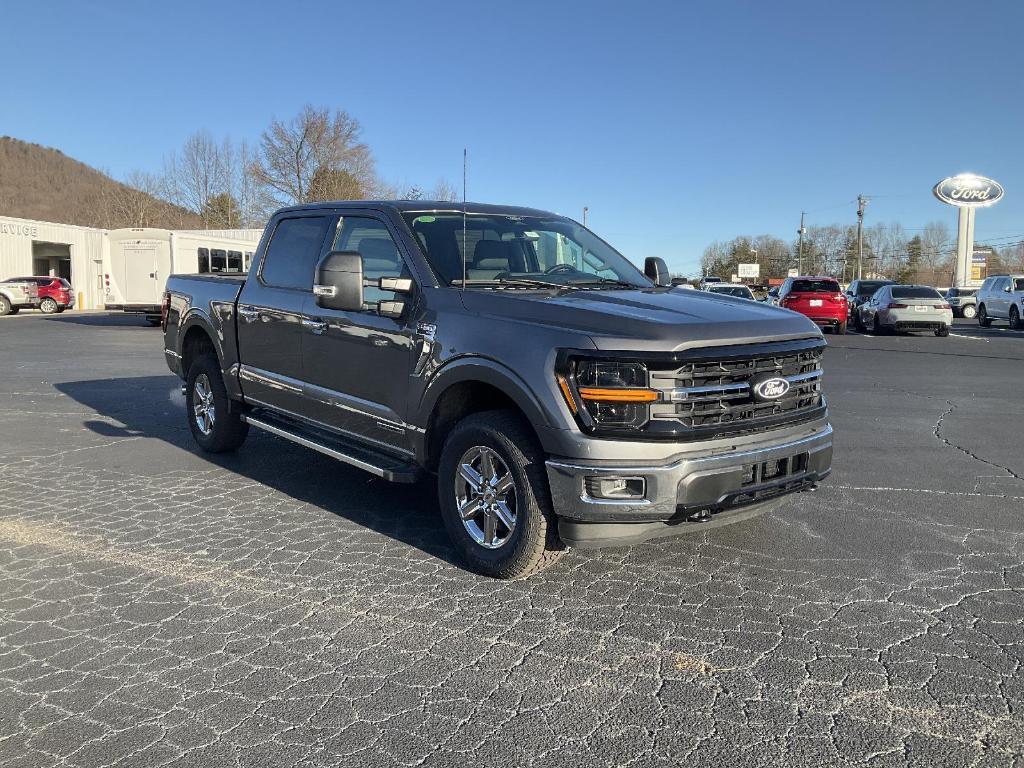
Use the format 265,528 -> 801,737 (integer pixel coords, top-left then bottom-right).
275,200 -> 561,218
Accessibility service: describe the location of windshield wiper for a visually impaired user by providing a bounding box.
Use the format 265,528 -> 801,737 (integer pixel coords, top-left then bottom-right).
451,277 -> 575,291
568,277 -> 641,289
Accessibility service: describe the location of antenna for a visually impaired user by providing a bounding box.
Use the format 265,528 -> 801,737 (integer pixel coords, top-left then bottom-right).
462,148 -> 468,289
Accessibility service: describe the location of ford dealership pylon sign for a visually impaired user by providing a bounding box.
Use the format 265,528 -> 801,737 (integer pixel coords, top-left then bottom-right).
933,174 -> 1004,208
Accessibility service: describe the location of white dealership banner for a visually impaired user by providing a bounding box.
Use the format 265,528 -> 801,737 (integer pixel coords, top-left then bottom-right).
737,263 -> 760,279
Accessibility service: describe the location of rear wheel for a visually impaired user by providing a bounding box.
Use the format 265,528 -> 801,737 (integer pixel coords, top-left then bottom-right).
835,321 -> 847,335
1010,306 -> 1021,330
935,325 -> 949,337
185,354 -> 248,452
872,314 -> 882,335
437,410 -> 565,579
145,316 -> 162,327
978,305 -> 992,327
39,297 -> 59,314
0,296 -> 12,316
853,311 -> 864,331
961,304 -> 976,319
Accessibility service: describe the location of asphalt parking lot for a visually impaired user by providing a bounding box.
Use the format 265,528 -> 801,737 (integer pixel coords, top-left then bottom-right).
1,312 -> 1022,768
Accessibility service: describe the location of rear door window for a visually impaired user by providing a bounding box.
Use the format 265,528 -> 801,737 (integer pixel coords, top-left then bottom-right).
260,216 -> 331,290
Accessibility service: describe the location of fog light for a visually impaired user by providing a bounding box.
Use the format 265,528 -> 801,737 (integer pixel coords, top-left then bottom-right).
585,476 -> 646,500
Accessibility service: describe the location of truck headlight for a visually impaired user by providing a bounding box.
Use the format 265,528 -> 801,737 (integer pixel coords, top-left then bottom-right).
567,360 -> 657,430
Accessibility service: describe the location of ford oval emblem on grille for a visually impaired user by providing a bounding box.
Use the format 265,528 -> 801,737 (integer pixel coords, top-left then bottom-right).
753,376 -> 790,401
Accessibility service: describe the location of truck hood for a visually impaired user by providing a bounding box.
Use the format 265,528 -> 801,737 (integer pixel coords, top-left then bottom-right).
460,287 -> 822,352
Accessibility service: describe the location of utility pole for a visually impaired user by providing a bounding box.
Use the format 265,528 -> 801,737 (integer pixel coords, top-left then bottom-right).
797,211 -> 806,275
856,195 -> 868,280
582,207 -> 588,227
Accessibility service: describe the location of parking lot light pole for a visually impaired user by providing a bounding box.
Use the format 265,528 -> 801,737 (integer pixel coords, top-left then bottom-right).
797,212 -> 806,275
856,195 -> 868,280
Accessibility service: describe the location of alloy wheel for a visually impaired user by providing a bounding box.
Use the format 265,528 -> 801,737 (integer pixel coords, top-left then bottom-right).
192,374 -> 216,436
454,445 -> 517,549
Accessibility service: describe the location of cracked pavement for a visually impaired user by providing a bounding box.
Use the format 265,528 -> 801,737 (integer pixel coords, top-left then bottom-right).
0,312 -> 1022,767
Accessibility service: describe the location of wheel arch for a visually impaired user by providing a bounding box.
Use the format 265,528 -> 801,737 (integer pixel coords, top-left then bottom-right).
418,359 -> 554,471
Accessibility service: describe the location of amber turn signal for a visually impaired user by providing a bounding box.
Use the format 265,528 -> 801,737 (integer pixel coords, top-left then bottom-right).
577,387 -> 659,403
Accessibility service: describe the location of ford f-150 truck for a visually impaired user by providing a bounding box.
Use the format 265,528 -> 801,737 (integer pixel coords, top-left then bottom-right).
162,201 -> 833,578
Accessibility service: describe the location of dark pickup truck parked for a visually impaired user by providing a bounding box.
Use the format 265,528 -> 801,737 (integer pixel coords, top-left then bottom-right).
163,201 -> 833,578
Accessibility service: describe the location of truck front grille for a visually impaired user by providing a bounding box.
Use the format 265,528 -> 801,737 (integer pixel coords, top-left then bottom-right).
648,340 -> 825,438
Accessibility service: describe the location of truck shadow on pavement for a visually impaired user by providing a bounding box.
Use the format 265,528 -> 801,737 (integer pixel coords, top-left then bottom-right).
54,375 -> 462,570
41,313 -> 159,329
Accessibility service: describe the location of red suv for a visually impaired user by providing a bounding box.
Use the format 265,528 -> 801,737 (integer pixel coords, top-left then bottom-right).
777,276 -> 848,334
14,277 -> 75,313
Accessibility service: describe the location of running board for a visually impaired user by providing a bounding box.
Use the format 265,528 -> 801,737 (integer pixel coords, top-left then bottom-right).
242,414 -> 421,483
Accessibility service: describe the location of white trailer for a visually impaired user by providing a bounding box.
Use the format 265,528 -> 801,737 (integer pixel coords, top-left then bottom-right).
104,228 -> 261,323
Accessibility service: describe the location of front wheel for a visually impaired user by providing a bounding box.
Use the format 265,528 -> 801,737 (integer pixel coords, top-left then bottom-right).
961,304 -> 976,319
185,355 -> 249,452
39,297 -> 59,314
437,410 -> 565,579
1010,306 -> 1021,330
978,305 -> 992,327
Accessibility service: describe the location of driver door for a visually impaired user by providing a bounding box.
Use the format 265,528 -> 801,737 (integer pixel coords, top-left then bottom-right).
299,213 -> 418,454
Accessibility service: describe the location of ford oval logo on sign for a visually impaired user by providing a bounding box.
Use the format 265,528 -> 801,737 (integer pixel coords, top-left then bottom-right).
933,174 -> 1004,208
753,377 -> 790,401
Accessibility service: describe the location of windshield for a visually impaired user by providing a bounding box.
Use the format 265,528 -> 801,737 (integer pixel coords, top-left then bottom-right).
891,286 -> 941,299
792,279 -> 840,293
709,285 -> 752,298
402,212 -> 651,289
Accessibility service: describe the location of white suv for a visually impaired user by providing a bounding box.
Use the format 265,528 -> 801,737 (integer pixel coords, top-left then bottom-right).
975,274 -> 1024,329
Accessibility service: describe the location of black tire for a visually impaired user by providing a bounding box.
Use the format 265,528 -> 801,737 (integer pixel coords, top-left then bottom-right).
835,321 -> 847,335
0,295 -> 12,316
935,325 -> 949,337
55,306 -> 66,313
978,305 -> 992,327
39,297 -> 59,314
853,311 -> 864,331
872,314 -> 882,335
961,304 -> 976,320
437,410 -> 565,579
1010,306 -> 1021,330
145,316 -> 162,327
185,354 -> 249,452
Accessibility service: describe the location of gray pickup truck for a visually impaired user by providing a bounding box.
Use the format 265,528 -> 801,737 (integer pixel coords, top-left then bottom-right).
162,201 -> 833,578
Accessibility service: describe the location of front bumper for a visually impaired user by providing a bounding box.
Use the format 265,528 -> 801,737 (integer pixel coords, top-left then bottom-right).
547,424 -> 833,548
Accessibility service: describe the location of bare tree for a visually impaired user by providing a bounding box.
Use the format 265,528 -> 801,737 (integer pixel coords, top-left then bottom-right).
163,131 -> 232,225
431,179 -> 460,202
252,105 -> 376,205
101,170 -> 166,228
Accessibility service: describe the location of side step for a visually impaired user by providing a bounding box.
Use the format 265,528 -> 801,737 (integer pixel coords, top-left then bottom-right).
242,412 -> 422,483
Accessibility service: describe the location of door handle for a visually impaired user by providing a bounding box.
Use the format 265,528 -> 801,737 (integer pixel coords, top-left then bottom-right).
302,318 -> 328,335
238,307 -> 260,323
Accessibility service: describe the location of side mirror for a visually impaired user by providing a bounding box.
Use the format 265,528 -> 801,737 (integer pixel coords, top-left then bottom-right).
644,257 -> 670,287
315,251 -> 364,311
1004,285 -> 1012,293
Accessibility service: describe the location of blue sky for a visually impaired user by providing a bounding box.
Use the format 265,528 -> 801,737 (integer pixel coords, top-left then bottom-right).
2,0 -> 1023,273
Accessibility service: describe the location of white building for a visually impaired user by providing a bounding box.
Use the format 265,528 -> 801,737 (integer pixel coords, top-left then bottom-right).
0,215 -> 262,311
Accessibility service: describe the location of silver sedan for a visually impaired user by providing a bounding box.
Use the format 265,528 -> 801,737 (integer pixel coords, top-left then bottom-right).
856,285 -> 953,336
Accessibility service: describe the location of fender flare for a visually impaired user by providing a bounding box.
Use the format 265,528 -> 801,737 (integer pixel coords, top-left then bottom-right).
416,356 -> 556,433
